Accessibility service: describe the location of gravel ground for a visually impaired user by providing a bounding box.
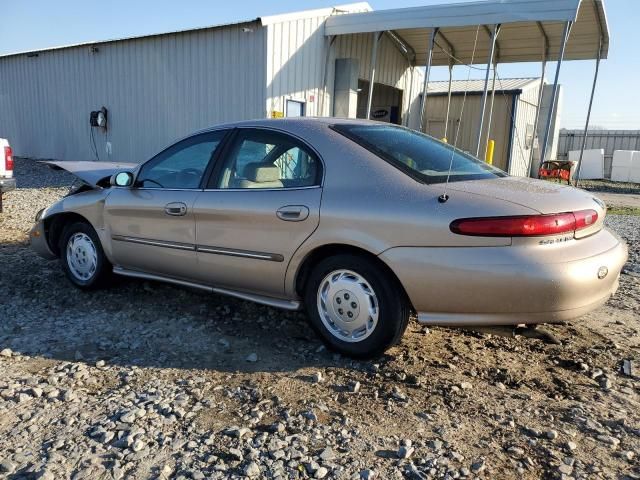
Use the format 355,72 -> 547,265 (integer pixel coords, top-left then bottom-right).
577,179 -> 640,196
1,159 -> 639,480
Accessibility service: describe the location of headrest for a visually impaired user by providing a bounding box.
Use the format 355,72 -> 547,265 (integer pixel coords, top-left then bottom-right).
244,163 -> 281,183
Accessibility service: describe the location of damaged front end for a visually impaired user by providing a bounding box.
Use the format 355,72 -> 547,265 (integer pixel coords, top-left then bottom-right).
44,161 -> 137,190
31,161 -> 137,260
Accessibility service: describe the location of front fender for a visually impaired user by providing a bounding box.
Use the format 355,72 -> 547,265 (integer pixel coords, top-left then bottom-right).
33,189 -> 112,260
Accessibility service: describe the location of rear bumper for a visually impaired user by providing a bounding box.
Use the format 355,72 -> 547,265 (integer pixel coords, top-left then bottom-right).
0,177 -> 16,193
380,228 -> 628,326
30,219 -> 57,260
416,291 -> 616,326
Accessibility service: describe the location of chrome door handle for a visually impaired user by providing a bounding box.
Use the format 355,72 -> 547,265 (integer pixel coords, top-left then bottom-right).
276,205 -> 309,222
164,202 -> 187,216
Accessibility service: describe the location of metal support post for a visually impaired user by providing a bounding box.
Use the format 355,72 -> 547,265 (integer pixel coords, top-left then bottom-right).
366,31 -> 383,120
405,63 -> 415,127
574,37 -> 603,186
528,22 -> 548,176
418,28 -> 438,132
484,60 -> 498,157
475,24 -> 500,157
320,35 -> 336,117
443,62 -> 453,140
540,21 -> 572,167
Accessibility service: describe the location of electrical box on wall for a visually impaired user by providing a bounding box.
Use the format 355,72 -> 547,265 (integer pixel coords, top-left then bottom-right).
89,107 -> 108,129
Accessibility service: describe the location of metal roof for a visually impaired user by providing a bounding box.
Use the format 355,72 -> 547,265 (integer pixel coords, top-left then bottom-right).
325,0 -> 609,65
0,18 -> 260,59
0,3 -> 371,59
426,77 -> 540,94
260,2 -> 371,25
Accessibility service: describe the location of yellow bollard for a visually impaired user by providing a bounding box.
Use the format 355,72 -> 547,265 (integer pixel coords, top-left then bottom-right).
485,139 -> 495,165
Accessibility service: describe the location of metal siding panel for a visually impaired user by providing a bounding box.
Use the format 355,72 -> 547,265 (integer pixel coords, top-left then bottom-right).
507,84 -> 540,177
296,19 -> 304,94
557,129 -> 640,178
0,22 -> 266,162
334,32 -> 409,91
270,22 -> 282,113
265,13 -> 332,117
265,22 -> 274,114
307,18 -> 316,115
286,21 -> 294,103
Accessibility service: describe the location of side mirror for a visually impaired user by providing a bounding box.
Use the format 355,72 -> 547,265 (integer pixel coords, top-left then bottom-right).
110,171 -> 134,187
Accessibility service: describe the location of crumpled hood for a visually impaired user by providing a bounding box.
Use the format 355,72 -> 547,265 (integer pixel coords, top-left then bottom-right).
43,161 -> 137,187
446,176 -> 605,214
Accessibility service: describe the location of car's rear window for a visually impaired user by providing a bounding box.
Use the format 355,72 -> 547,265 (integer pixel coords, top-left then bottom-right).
332,123 -> 507,184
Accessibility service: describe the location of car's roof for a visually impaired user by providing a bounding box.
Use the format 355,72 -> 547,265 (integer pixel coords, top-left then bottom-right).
196,117 -> 385,134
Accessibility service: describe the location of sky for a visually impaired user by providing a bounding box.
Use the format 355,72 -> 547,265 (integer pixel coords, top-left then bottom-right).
2,0 -> 639,129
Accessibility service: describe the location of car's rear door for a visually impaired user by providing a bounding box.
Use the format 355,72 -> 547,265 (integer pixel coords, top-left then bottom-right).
104,130 -> 228,280
192,127 -> 323,296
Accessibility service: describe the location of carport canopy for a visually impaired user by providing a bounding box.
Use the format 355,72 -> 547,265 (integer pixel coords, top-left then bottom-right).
324,0 -> 609,65
324,0 -> 609,183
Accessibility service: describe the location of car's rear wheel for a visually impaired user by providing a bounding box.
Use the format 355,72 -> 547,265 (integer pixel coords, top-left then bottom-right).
59,221 -> 111,289
304,254 -> 410,359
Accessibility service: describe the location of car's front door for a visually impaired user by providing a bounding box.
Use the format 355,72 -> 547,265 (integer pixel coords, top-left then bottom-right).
192,127 -> 323,296
104,130 -> 228,280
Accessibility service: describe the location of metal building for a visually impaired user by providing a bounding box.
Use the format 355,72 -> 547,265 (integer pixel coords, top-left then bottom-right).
558,129 -> 640,178
0,0 -> 608,176
0,2 -> 421,164
422,78 -> 563,176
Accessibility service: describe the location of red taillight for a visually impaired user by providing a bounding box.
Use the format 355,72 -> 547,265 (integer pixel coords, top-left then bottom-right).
4,146 -> 13,172
574,209 -> 598,229
450,210 -> 598,237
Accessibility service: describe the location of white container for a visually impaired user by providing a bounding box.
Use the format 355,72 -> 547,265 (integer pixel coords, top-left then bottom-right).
568,148 -> 604,180
610,150 -> 635,182
630,151 -> 640,183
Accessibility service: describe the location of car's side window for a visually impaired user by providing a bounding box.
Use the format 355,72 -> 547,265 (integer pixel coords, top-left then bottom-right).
215,129 -> 320,189
137,131 -> 226,189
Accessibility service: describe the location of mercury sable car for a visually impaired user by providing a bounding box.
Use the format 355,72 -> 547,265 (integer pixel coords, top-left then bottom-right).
30,118 -> 628,358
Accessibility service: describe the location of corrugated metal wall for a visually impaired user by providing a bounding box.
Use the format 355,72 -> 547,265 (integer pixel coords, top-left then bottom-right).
1,7 -> 420,163
0,22 -> 266,163
509,81 -> 540,177
558,129 -> 640,178
421,82 -> 540,176
266,15 -> 328,117
334,33 -> 418,128
334,33 -> 410,91
265,16 -> 420,127
422,93 -> 513,171
533,84 -> 563,173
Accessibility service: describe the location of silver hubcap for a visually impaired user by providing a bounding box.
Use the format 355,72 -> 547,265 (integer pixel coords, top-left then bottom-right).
66,233 -> 98,281
316,269 -> 379,343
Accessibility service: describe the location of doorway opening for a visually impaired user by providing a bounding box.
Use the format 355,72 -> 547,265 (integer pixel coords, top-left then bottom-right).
286,99 -> 306,117
356,80 -> 403,124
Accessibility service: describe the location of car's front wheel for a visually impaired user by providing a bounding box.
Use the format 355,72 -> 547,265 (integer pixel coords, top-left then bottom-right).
304,254 -> 410,359
59,221 -> 112,289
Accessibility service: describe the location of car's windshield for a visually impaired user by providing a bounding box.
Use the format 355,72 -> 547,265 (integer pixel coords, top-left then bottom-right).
332,123 -> 507,184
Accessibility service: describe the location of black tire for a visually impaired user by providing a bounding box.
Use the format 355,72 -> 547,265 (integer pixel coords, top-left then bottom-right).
59,221 -> 112,290
304,254 -> 410,359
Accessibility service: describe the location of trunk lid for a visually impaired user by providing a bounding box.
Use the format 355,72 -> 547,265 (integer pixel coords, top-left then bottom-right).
446,176 -> 606,238
447,176 -> 604,214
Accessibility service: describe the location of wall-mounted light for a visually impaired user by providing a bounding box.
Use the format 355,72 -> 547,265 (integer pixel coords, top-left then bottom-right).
90,46 -> 99,54
242,27 -> 254,33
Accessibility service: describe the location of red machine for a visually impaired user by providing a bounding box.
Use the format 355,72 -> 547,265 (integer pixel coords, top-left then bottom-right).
538,161 -> 573,184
